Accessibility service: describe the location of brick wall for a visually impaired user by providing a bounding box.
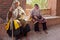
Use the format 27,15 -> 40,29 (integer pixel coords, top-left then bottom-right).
0,0 -> 13,20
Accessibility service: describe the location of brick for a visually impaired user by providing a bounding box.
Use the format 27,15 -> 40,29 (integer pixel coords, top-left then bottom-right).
0,0 -> 13,21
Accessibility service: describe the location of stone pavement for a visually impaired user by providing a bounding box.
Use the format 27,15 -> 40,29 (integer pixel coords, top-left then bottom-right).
0,24 -> 60,40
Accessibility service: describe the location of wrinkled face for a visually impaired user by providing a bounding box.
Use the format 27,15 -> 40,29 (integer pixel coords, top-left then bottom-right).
15,2 -> 19,7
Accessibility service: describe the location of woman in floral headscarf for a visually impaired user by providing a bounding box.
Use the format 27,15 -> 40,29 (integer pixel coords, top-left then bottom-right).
5,0 -> 30,40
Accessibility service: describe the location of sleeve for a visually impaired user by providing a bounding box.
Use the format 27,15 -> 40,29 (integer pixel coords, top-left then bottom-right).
39,9 -> 42,16
39,9 -> 43,19
19,7 -> 26,15
30,10 -> 36,20
30,9 -> 34,17
13,9 -> 18,17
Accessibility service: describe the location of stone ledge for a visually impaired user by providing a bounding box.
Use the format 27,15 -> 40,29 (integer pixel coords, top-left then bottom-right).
45,16 -> 60,26
29,16 -> 60,30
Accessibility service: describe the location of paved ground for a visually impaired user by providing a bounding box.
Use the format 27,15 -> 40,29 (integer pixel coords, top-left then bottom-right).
0,24 -> 60,40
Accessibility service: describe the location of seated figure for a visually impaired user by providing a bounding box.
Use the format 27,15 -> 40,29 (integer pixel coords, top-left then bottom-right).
30,4 -> 48,34
5,0 -> 30,40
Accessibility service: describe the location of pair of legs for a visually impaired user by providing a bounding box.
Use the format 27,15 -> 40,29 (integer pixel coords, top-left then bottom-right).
34,22 -> 48,33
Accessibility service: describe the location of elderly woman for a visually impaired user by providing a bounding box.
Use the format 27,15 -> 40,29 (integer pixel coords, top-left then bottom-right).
30,4 -> 48,34
5,0 -> 30,40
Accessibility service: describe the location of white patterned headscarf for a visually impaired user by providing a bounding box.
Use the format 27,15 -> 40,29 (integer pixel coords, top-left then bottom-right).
13,0 -> 20,5
12,0 -> 20,10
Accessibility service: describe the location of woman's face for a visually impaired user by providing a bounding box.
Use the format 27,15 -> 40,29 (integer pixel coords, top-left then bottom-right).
15,2 -> 19,7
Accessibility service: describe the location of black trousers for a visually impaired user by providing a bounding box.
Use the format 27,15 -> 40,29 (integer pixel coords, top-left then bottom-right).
34,22 -> 47,31
34,22 -> 40,32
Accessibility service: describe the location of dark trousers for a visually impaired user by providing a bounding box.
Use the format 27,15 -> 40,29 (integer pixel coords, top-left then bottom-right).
42,22 -> 47,30
34,22 -> 47,31
34,22 -> 40,32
